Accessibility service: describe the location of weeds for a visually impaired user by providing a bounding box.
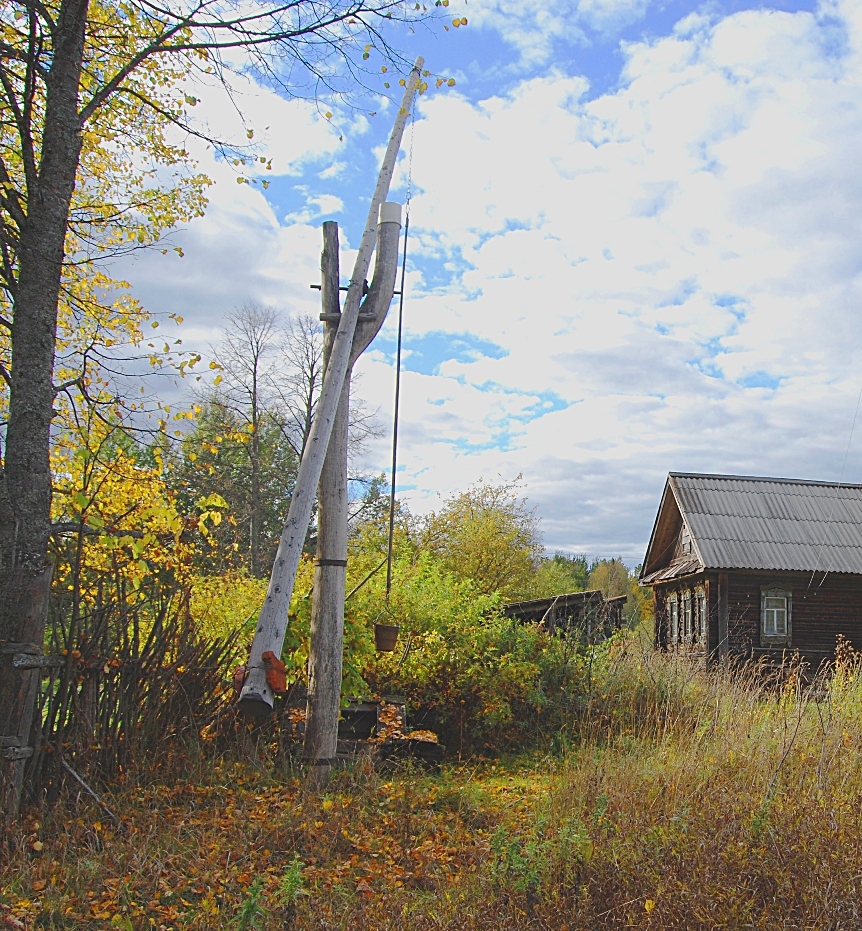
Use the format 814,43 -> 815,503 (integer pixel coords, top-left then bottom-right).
233,878 -> 265,931
6,634 -> 862,929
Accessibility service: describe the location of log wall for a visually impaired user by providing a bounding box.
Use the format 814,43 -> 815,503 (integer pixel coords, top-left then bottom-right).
652,571 -> 862,665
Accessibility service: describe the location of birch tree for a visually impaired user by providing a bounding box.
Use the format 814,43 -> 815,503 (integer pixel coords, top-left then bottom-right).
272,313 -> 381,463
206,303 -> 281,577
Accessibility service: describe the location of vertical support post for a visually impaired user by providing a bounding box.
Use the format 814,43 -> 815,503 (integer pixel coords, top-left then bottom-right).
1,564 -> 51,820
304,222 -> 348,784
718,571 -> 729,659
301,206 -> 401,778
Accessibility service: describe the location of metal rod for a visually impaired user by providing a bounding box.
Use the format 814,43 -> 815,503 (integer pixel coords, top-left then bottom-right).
386,215 -> 409,599
310,284 -> 401,295
346,558 -> 388,602
60,757 -> 122,827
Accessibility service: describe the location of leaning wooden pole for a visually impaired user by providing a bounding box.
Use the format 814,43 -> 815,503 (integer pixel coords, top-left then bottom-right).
239,59 -> 423,718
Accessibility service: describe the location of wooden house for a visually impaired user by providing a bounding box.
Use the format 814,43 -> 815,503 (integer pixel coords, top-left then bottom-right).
640,473 -> 862,665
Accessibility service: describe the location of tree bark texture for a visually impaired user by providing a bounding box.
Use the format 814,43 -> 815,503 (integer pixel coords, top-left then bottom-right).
250,369 -> 262,577
302,211 -> 401,780
238,60 -> 421,718
1,0 -> 91,819
304,380 -> 350,780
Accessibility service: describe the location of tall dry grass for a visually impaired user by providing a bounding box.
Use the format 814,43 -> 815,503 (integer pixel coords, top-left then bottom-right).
6,632 -> 862,930
298,635 -> 862,929
478,633 -> 862,928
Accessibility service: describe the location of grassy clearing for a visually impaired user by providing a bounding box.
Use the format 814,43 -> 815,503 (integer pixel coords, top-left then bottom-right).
5,636 -> 862,929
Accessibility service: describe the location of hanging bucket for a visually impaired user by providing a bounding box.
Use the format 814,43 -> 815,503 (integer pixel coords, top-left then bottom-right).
374,623 -> 400,652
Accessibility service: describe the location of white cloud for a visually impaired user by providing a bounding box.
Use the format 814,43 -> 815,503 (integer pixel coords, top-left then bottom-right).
116,189 -> 320,351
119,1 -> 862,562
348,0 -> 862,559
181,72 -> 342,175
464,0 -> 650,67
284,193 -> 345,224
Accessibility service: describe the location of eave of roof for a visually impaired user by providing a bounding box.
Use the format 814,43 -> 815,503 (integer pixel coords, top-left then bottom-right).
640,557 -> 702,585
502,590 -> 604,615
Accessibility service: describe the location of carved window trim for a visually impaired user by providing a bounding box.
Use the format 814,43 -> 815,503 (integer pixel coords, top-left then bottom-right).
695,587 -> 707,645
761,587 -> 791,647
668,592 -> 679,645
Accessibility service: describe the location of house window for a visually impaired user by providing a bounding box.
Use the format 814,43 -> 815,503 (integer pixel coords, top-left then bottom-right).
761,588 -> 791,645
682,591 -> 692,642
668,594 -> 679,645
696,589 -> 707,644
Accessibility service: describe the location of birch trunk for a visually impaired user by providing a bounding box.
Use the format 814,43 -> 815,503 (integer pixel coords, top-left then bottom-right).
238,59 -> 422,718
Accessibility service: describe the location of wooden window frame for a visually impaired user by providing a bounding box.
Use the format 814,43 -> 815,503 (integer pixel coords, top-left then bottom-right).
680,526 -> 692,554
760,586 -> 791,647
695,587 -> 706,645
682,590 -> 692,642
668,593 -> 679,645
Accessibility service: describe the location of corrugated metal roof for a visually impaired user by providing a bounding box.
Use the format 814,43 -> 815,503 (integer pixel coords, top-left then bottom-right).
502,590 -> 604,618
669,473 -> 862,574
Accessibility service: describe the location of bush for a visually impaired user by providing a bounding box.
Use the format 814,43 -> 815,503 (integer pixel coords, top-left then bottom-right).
342,552 -> 614,755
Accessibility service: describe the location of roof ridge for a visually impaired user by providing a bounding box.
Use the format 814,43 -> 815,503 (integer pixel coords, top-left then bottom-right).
670,472 -> 862,490
685,511 -> 862,521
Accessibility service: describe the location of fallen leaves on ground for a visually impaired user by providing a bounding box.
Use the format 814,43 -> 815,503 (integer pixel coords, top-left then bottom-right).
0,759 -> 543,931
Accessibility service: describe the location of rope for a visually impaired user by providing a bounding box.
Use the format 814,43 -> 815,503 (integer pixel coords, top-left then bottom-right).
385,103 -> 416,600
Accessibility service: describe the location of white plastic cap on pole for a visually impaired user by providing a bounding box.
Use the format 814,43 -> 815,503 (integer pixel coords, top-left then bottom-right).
380,202 -> 402,225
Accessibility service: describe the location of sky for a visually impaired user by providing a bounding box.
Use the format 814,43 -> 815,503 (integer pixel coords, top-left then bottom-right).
115,0 -> 862,565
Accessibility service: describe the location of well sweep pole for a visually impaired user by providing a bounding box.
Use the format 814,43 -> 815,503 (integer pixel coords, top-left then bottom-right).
239,59 -> 424,717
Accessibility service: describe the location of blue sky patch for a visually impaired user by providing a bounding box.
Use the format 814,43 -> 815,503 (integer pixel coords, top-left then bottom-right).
472,381 -> 571,421
375,330 -> 508,376
449,432 -> 517,455
714,294 -> 747,321
739,371 -> 782,390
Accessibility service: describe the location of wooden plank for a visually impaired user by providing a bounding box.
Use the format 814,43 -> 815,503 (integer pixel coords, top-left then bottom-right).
0,642 -> 40,654
718,572 -> 729,659
11,653 -> 63,669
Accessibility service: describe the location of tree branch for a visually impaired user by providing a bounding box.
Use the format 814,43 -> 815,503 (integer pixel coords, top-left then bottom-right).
50,521 -> 145,539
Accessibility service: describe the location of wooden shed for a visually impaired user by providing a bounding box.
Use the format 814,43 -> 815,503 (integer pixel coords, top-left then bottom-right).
640,473 -> 862,666
503,590 -> 627,642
